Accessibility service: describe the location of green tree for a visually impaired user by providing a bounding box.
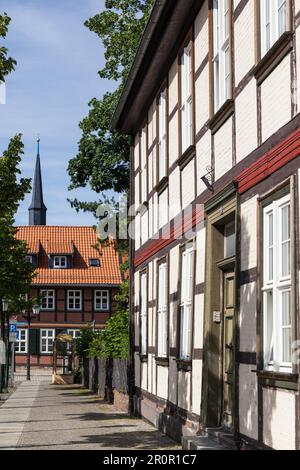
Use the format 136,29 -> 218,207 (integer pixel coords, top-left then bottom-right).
88,276 -> 129,359
0,135 -> 35,325
0,16 -> 35,389
67,0 -> 153,207
0,13 -> 16,83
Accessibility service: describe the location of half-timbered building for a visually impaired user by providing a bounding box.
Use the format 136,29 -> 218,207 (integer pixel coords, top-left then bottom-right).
112,0 -> 300,450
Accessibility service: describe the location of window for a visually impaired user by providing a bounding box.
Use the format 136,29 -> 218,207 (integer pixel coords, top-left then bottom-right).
41,290 -> 55,310
25,255 -> 33,264
15,329 -> 27,353
140,126 -> 147,204
179,244 -> 194,360
67,290 -> 82,311
89,258 -> 100,267
140,272 -> 148,356
180,43 -> 193,153
260,0 -> 287,56
212,0 -> 231,112
224,221 -> 236,258
157,89 -> 167,181
54,256 -> 67,269
263,193 -> 292,372
94,290 -> 109,311
40,329 -> 55,354
157,261 -> 168,358
68,329 -> 81,340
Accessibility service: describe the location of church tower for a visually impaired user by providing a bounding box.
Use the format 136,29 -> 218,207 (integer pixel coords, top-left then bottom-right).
28,138 -> 47,226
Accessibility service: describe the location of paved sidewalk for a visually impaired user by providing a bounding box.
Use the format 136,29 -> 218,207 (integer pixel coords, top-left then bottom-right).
0,382 -> 180,450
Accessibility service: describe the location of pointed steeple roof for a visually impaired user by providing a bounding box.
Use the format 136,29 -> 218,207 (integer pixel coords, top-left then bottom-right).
29,137 -> 47,226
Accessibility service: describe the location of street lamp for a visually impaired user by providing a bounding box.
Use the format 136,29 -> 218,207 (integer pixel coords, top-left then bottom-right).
2,299 -> 8,313
23,303 -> 40,381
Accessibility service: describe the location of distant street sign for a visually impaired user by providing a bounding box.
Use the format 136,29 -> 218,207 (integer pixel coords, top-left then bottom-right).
9,324 -> 17,333
9,333 -> 17,343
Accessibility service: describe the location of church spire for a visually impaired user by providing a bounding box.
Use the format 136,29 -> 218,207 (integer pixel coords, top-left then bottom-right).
28,137 -> 47,226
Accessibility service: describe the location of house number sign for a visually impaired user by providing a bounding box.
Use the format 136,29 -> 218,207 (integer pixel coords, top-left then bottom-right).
213,311 -> 221,324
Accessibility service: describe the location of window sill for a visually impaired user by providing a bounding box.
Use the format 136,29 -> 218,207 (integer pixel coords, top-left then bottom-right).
254,31 -> 293,86
208,99 -> 234,135
177,145 -> 196,171
176,359 -> 192,372
155,357 -> 169,367
155,176 -> 169,195
256,370 -> 298,391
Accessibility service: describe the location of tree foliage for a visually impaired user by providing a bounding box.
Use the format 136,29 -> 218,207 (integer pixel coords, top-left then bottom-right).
67,0 -> 153,206
0,13 -> 16,83
89,280 -> 129,359
0,135 -> 35,310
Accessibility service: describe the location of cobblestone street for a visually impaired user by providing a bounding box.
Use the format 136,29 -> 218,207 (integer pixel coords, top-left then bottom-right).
0,382 -> 180,450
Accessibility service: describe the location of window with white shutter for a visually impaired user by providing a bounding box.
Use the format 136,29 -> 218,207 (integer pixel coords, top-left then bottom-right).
140,272 -> 148,356
157,89 -> 167,181
260,0 -> 287,56
180,44 -> 193,154
263,193 -> 292,372
157,261 -> 168,358
179,245 -> 194,360
212,0 -> 231,112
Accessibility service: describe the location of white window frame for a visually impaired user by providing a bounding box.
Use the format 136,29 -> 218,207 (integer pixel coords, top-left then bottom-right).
260,0 -> 288,57
157,261 -> 168,358
212,0 -> 231,112
67,329 -> 81,340
157,89 -> 167,181
53,256 -> 67,269
94,290 -> 110,311
262,193 -> 292,372
140,272 -> 148,356
179,244 -> 194,360
67,290 -> 82,311
40,289 -> 55,310
140,126 -> 147,204
15,329 -> 28,354
40,329 -> 55,354
180,43 -> 193,153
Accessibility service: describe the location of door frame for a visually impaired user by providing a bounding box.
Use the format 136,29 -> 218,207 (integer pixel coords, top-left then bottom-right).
201,183 -> 240,436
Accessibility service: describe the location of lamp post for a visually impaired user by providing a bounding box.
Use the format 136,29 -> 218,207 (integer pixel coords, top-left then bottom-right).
23,304 -> 40,381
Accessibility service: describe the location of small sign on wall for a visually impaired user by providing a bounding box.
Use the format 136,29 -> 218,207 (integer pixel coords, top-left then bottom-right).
213,311 -> 221,324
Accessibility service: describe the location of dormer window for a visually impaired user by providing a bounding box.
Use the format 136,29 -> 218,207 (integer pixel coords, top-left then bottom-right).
54,256 -> 67,269
89,258 -> 100,267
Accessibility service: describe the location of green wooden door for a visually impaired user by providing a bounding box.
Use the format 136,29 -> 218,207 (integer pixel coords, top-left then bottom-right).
222,270 -> 235,430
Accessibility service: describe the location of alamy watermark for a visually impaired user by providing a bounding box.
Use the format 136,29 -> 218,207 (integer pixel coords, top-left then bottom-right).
95,193 -> 205,243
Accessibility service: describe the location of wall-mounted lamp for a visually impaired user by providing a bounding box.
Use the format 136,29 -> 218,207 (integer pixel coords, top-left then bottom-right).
201,166 -> 214,192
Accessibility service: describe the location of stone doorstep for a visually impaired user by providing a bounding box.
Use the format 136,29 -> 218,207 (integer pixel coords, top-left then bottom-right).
182,427 -> 238,451
204,427 -> 237,449
182,435 -> 232,451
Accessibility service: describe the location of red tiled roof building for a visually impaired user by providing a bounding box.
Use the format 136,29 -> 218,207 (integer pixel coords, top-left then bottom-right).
14,141 -> 122,367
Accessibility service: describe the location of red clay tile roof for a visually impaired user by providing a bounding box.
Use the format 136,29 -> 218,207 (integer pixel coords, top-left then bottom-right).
16,226 -> 122,286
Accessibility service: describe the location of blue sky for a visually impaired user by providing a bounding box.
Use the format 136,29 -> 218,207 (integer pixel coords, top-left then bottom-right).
0,0 -> 115,226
